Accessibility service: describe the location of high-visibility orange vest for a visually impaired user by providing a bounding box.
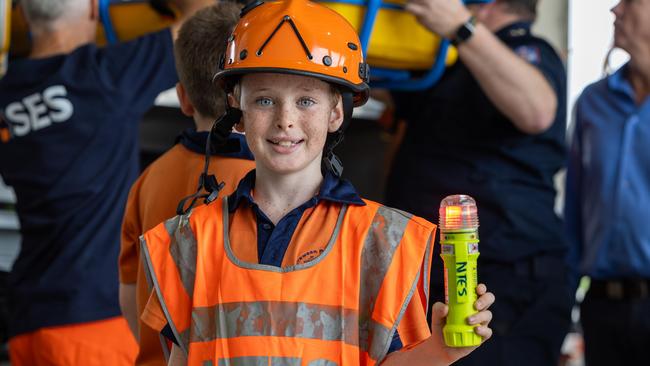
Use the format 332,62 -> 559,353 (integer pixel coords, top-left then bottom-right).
141,197 -> 435,365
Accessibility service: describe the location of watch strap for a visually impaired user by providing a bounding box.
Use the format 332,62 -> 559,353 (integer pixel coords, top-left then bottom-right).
451,16 -> 477,46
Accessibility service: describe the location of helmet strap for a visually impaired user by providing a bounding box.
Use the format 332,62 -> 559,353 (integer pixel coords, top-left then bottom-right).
176,106 -> 243,215
323,91 -> 353,177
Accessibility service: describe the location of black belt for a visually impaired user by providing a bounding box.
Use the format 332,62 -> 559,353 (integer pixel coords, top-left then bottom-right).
589,279 -> 650,300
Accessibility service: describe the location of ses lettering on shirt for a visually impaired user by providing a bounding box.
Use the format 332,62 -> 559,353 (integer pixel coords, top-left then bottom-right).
4,85 -> 74,137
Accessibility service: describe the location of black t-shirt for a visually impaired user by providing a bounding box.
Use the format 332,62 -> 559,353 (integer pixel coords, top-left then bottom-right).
0,29 -> 177,336
387,22 -> 567,262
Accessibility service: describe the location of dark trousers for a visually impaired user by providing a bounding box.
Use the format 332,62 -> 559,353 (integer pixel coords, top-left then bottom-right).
581,288 -> 650,366
429,257 -> 573,366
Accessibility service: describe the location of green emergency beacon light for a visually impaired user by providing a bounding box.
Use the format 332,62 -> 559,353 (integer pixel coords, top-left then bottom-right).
439,194 -> 482,347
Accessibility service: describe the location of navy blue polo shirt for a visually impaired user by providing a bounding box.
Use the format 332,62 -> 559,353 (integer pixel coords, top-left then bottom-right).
0,29 -> 177,337
228,170 -> 365,265
387,22 -> 567,262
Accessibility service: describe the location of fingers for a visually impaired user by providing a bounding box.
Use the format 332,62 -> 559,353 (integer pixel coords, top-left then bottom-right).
404,2 -> 426,17
474,285 -> 495,311
468,309 -> 492,326
470,284 -> 494,342
430,301 -> 449,330
474,324 -> 493,341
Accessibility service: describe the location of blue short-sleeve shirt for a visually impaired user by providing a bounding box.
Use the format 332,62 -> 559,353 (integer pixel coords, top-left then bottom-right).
0,29 -> 177,337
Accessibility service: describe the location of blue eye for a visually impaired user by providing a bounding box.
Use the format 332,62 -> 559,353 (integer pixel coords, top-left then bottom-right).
256,97 -> 273,106
298,98 -> 315,107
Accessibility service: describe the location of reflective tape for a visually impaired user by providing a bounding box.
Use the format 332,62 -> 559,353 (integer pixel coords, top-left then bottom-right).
217,357 -> 300,366
359,206 -> 410,360
186,301 -> 365,346
165,214 -> 198,297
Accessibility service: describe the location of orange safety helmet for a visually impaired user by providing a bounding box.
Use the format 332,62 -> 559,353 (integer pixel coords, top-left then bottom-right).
213,0 -> 370,107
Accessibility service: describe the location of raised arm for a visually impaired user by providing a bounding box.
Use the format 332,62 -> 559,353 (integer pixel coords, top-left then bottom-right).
405,0 -> 557,134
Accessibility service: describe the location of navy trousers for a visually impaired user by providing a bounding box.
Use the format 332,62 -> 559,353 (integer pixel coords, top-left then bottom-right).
581,290 -> 650,366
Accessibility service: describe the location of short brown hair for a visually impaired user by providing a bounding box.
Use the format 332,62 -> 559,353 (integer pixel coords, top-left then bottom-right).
500,0 -> 537,20
174,2 -> 242,118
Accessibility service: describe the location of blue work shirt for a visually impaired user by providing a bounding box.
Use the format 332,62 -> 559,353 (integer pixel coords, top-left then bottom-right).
0,29 -> 177,337
565,63 -> 650,283
387,22 -> 568,263
162,170 -> 406,353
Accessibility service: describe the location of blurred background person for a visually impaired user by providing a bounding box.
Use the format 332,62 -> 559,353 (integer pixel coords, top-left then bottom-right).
0,0 -> 212,364
565,0 -> 650,365
118,2 -> 255,364
385,0 -> 572,365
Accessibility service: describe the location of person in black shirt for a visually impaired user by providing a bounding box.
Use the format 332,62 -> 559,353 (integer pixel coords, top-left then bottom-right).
386,0 -> 571,365
0,0 -> 212,364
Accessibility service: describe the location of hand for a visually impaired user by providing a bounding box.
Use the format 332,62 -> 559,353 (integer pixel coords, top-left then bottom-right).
404,0 -> 471,38
427,283 -> 495,364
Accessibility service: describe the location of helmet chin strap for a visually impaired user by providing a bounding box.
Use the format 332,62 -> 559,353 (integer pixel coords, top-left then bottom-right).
323,91 -> 353,177
176,106 -> 243,215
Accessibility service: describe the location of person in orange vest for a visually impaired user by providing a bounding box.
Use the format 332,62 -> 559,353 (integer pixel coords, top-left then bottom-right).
140,0 -> 495,364
118,3 -> 256,365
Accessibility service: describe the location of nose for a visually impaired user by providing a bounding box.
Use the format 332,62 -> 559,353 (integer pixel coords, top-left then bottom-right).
275,104 -> 295,130
611,1 -> 623,16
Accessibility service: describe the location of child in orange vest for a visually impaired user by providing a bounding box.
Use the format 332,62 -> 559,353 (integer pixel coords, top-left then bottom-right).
118,3 -> 255,365
140,0 -> 494,364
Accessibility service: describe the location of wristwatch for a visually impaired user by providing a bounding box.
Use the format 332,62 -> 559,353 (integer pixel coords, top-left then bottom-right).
451,16 -> 477,46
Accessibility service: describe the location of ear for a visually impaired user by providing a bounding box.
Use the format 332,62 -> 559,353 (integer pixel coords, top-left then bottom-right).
228,93 -> 245,133
328,94 -> 345,133
176,83 -> 195,117
227,93 -> 240,109
89,0 -> 99,21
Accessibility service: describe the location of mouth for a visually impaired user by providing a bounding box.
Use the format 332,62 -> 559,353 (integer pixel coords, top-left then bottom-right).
268,138 -> 304,147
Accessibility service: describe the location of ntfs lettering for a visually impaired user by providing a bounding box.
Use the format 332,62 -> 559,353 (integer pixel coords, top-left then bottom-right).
3,85 -> 74,138
456,261 -> 468,297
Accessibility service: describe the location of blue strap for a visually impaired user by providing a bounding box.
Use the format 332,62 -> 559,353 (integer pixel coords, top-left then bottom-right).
99,0 -> 118,44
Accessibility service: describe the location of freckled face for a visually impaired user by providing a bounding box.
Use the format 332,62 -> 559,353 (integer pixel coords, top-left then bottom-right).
232,73 -> 343,176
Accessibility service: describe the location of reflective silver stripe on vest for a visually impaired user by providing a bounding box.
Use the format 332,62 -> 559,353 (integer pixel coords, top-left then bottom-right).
217,357 -> 302,366
212,358 -> 337,366
186,301 -> 361,346
359,206 -> 411,361
165,214 -> 198,298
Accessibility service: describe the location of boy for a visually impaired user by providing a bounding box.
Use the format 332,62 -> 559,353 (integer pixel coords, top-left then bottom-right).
118,3 -> 255,365
141,0 -> 494,364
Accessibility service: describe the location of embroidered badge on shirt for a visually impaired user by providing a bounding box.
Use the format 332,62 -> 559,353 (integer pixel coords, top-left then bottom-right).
297,248 -> 326,264
514,45 -> 541,65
